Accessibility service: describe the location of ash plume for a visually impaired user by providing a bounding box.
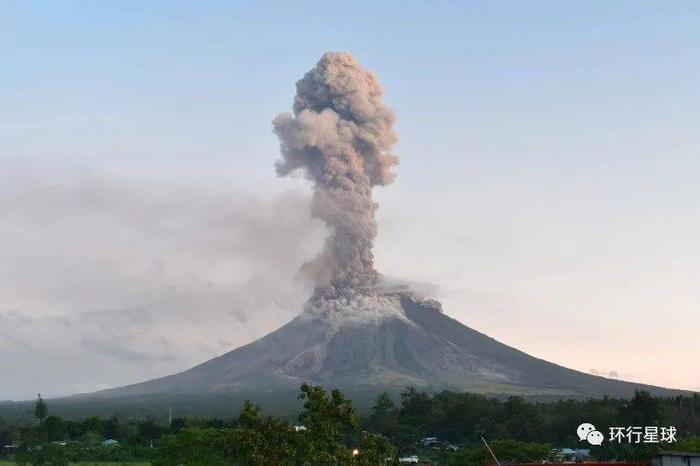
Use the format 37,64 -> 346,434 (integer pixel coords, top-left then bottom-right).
273,52 -> 398,298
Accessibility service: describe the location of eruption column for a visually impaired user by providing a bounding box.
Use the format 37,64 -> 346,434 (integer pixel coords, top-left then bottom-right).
273,52 -> 399,298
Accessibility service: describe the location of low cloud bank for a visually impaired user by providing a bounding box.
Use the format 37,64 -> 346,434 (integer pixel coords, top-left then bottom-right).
0,172 -> 325,399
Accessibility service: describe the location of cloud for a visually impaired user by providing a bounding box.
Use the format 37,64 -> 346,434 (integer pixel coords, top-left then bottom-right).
0,171 -> 326,399
0,311 -> 32,326
81,337 -> 173,363
588,369 -> 621,379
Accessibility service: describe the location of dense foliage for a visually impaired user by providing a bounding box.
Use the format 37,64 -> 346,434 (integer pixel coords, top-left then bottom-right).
0,388 -> 697,465
364,388 -> 699,463
153,384 -> 392,465
366,388 -> 700,445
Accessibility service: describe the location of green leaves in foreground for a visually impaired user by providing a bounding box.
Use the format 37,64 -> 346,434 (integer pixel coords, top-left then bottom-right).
152,384 -> 392,466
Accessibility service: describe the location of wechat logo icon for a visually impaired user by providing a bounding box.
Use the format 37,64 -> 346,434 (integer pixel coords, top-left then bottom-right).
577,423 -> 604,446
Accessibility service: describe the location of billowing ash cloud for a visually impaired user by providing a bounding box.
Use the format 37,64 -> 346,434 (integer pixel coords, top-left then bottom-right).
273,52 -> 399,298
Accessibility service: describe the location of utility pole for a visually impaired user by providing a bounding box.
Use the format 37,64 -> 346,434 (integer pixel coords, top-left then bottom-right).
481,436 -> 501,466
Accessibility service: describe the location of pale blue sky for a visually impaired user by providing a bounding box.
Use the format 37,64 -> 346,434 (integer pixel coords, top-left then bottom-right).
2,1 -> 699,398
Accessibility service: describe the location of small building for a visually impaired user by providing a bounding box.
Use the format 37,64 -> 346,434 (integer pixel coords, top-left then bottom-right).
652,451 -> 700,466
421,436 -> 440,447
554,447 -> 591,463
102,439 -> 119,446
3,444 -> 19,456
398,455 -> 419,463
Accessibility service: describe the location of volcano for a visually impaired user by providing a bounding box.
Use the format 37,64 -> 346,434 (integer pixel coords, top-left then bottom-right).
91,290 -> 682,400
83,52 -> 686,404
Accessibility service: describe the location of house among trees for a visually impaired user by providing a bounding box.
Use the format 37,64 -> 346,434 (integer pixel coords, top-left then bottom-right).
3,445 -> 19,456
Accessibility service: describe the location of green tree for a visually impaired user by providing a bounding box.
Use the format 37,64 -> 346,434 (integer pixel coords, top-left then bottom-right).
0,417 -> 14,452
399,387 -> 432,429
298,383 -> 358,463
43,416 -> 66,442
381,387 -> 432,462
623,390 -> 666,426
503,396 -> 541,440
238,400 -> 263,429
170,417 -> 187,432
675,436 -> 700,453
16,442 -> 68,466
82,430 -> 103,449
34,393 -> 48,425
222,417 -> 305,464
153,427 -> 227,466
369,392 -> 398,433
103,415 -> 120,439
137,418 -> 165,445
355,432 -> 393,465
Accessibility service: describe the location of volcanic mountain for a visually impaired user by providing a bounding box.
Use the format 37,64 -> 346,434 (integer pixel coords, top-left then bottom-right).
84,53 -> 686,403
90,290 -> 682,400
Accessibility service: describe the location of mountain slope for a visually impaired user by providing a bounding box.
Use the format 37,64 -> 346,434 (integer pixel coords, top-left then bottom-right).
88,293 -> 684,400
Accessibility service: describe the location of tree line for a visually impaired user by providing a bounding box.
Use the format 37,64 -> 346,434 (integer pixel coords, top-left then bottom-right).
365,387 -> 700,463
0,387 -> 698,465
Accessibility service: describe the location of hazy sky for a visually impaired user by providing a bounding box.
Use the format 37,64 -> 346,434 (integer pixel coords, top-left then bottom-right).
2,1 -> 700,400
